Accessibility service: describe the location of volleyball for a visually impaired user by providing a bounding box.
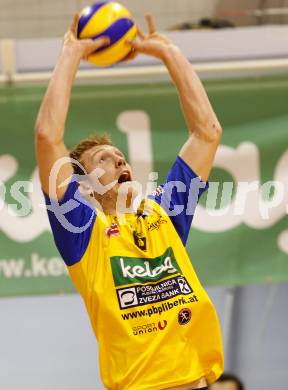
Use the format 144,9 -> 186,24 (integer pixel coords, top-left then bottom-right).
77,1 -> 137,67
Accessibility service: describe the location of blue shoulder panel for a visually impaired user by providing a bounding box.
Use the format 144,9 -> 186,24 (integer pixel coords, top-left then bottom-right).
149,156 -> 208,245
43,177 -> 96,266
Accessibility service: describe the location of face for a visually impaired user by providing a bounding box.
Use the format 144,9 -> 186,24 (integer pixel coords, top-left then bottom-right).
80,144 -> 133,200
209,381 -> 239,390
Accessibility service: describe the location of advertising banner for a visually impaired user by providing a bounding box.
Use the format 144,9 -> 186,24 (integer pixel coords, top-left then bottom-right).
0,76 -> 287,296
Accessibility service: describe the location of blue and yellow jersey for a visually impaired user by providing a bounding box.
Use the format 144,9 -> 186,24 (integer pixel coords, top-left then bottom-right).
44,156 -> 223,390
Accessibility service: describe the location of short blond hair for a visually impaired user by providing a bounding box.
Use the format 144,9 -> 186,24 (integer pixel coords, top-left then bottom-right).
69,133 -> 112,175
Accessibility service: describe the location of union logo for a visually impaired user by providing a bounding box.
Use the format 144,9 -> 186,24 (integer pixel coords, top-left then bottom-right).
158,320 -> 168,330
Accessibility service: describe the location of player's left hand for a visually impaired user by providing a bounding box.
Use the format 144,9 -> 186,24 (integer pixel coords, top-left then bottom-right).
126,15 -> 175,61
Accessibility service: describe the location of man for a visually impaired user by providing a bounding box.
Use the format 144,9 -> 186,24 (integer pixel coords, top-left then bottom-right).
209,373 -> 244,390
35,13 -> 223,390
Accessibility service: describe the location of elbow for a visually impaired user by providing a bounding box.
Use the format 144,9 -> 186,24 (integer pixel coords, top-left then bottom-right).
206,118 -> 223,143
34,122 -> 62,145
35,124 -> 52,147
195,120 -> 223,143
35,122 -> 46,140
35,118 -> 49,140
214,123 -> 223,141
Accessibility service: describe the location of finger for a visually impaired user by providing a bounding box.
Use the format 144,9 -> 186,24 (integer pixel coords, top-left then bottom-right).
70,14 -> 79,36
145,14 -> 156,35
137,28 -> 147,40
123,49 -> 139,62
126,40 -> 148,55
126,39 -> 140,51
64,31 -> 70,41
91,36 -> 110,50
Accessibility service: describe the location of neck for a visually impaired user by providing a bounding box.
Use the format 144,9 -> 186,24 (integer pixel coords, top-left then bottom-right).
94,192 -> 135,215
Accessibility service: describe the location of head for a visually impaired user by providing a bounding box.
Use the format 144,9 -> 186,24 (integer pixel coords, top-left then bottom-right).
69,134 -> 134,212
209,373 -> 244,390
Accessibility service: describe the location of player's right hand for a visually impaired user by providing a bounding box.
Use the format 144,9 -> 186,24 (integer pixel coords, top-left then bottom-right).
63,14 -> 110,61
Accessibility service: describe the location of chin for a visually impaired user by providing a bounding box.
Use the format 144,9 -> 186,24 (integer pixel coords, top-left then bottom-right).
117,182 -> 142,212
118,181 -> 140,197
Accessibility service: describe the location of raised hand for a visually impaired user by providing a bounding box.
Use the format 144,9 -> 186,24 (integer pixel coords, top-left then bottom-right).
63,14 -> 110,61
127,15 -> 174,61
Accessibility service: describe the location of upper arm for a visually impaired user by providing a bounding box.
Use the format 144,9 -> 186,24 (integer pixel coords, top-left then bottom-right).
179,131 -> 221,182
36,131 -> 73,200
44,177 -> 96,266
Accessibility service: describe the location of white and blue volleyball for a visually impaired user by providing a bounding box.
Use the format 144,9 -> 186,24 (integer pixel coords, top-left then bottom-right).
77,1 -> 137,67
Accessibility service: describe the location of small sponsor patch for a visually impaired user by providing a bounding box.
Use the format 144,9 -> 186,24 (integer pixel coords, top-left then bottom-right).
133,231 -> 147,251
118,287 -> 138,309
177,277 -> 192,294
147,215 -> 168,232
132,320 -> 168,336
178,308 -> 192,325
105,223 -> 120,237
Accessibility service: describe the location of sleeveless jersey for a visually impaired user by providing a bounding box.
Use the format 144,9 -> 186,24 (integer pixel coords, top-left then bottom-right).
44,156 -> 223,390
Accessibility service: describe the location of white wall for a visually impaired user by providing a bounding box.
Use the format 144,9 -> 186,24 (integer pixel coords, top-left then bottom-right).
11,26 -> 288,74
0,0 -> 218,39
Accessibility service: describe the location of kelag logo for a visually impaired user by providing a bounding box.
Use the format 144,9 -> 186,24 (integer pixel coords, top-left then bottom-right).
111,248 -> 194,310
110,247 -> 181,287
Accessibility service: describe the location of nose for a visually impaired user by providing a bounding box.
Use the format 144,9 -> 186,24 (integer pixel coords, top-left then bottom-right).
115,156 -> 125,167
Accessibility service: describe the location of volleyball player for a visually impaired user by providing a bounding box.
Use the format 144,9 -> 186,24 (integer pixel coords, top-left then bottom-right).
35,14 -> 223,390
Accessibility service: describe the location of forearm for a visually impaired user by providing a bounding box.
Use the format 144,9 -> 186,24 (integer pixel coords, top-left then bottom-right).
163,45 -> 222,141
35,47 -> 81,143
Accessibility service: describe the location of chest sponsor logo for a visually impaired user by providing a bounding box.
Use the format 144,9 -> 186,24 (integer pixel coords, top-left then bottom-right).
111,248 -> 199,312
116,275 -> 193,309
110,247 -> 181,287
